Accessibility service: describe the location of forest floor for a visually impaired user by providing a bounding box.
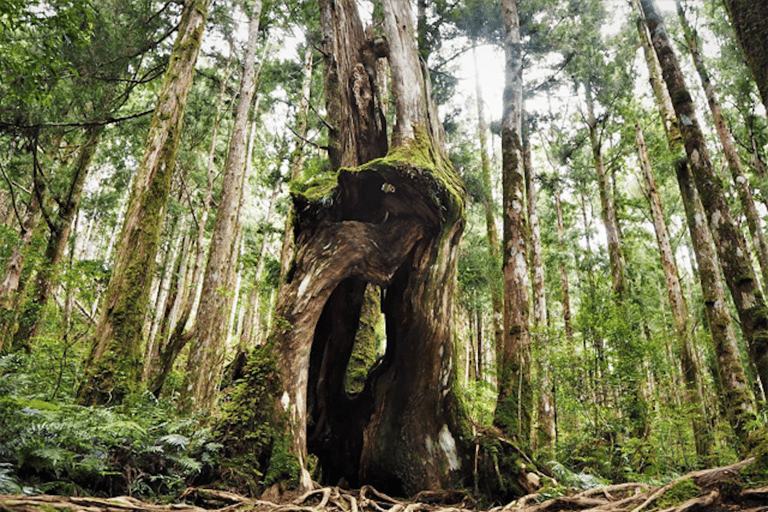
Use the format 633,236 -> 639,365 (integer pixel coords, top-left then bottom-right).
1,458 -> 767,512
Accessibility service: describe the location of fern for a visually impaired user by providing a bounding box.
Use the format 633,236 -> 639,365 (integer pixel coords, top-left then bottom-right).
0,463 -> 22,494
158,434 -> 189,450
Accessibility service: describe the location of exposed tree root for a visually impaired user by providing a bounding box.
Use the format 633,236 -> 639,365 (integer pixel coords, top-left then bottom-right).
1,458 -> 765,512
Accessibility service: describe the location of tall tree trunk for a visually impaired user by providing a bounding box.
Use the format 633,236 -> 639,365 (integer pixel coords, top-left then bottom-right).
636,1 -> 755,446
636,121 -> 712,458
677,0 -> 768,290
497,0 -> 532,449
585,82 -> 625,300
524,113 -> 553,453
554,186 -> 574,345
639,0 -> 768,394
78,0 -> 210,405
720,0 -> 768,115
473,47 -> 503,356
180,0 -> 263,411
676,159 -> 755,448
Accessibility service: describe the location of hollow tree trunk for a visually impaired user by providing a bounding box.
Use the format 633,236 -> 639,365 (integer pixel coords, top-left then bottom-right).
218,0 -> 473,497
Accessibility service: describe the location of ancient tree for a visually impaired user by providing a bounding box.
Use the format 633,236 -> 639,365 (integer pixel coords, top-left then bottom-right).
218,0 -> 473,497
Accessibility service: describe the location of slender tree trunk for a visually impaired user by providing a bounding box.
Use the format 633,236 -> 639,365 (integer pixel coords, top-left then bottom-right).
554,186 -> 574,345
240,187 -> 278,348
473,47 -> 503,355
524,113 -> 553,453
498,0 -> 532,449
181,0 -> 263,411
640,0 -> 768,394
636,121 -> 712,458
677,0 -> 768,290
0,195 -> 42,352
13,126 -> 104,347
78,0 -> 210,405
585,82 -> 625,300
720,0 -> 768,115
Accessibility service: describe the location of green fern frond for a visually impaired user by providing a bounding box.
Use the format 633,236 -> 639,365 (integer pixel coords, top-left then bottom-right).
158,434 -> 189,449
171,455 -> 202,474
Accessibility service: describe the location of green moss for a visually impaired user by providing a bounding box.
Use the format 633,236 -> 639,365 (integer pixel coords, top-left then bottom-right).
215,340 -> 301,493
744,427 -> 768,485
289,172 -> 338,205
355,125 -> 466,221
656,478 -> 701,508
263,431 -> 301,488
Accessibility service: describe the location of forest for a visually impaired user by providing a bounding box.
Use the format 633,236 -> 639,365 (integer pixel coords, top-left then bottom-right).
2,0 -> 768,510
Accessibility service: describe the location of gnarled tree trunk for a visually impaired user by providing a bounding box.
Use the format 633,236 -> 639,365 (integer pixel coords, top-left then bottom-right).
218,0 -> 477,497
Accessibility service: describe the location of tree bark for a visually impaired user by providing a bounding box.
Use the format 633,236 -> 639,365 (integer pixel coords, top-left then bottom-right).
498,0 -> 532,449
721,0 -> 768,116
636,121 -> 712,458
677,0 -> 768,291
639,0 -> 768,395
78,0 -> 210,405
180,0 -> 263,411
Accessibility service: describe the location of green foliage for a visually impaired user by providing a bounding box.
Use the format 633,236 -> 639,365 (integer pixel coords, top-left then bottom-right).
0,359 -> 219,498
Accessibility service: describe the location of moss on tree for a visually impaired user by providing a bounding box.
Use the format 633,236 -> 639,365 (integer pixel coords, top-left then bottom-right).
216,340 -> 300,494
